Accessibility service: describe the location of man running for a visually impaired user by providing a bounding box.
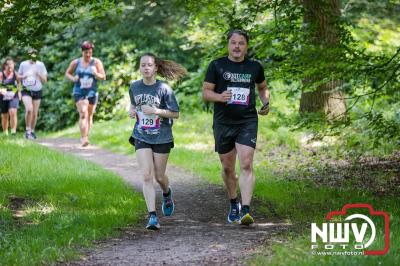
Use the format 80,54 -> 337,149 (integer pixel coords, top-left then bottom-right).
18,48 -> 48,139
202,29 -> 270,225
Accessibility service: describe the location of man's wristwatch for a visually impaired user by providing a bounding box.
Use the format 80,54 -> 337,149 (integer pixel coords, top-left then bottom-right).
261,101 -> 269,110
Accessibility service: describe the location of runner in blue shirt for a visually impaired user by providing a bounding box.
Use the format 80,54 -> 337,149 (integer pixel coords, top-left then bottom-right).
65,41 -> 106,147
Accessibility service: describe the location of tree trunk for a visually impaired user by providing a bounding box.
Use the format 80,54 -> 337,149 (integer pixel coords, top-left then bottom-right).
299,81 -> 346,119
299,0 -> 346,119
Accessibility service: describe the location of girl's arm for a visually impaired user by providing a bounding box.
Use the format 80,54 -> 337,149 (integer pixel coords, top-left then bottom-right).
141,105 -> 179,119
93,58 -> 106,81
129,104 -> 136,118
65,60 -> 79,82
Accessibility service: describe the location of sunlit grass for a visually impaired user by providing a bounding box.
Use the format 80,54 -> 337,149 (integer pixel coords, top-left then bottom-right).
0,139 -> 145,266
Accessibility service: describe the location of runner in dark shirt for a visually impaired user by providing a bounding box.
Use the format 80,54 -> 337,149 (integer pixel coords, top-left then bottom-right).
203,29 -> 270,225
0,58 -> 21,136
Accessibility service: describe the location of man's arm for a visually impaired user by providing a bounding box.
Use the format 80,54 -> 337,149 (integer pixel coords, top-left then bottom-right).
257,80 -> 269,105
202,81 -> 231,103
257,80 -> 270,115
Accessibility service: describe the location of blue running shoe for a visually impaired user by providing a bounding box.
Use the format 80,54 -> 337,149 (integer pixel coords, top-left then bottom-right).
146,214 -> 160,230
227,202 -> 241,223
162,187 -> 174,216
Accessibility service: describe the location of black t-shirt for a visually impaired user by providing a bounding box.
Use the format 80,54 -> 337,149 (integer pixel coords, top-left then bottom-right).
204,56 -> 265,124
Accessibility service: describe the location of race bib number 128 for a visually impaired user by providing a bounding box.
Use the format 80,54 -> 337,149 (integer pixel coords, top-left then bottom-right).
227,87 -> 250,106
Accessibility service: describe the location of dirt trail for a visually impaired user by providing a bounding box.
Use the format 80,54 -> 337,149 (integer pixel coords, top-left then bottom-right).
39,138 -> 289,266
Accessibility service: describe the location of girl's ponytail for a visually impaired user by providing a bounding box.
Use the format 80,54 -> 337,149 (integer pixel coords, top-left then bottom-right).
141,53 -> 187,81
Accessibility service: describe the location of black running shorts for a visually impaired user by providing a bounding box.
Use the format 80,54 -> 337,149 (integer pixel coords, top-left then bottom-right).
0,95 -> 19,113
21,89 -> 42,100
213,121 -> 258,154
129,137 -> 174,154
74,93 -> 98,105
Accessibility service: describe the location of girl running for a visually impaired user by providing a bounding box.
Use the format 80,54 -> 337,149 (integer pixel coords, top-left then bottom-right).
0,58 -> 21,136
65,41 -> 106,147
129,53 -> 186,230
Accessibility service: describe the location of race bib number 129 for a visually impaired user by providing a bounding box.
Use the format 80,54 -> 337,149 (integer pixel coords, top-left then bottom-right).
137,111 -> 160,130
227,87 -> 250,106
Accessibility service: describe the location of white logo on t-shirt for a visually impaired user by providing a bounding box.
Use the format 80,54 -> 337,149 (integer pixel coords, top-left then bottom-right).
223,72 -> 232,80
222,72 -> 252,83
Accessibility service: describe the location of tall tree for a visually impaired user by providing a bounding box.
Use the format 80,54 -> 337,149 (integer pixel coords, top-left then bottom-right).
0,0 -> 114,53
299,0 -> 346,119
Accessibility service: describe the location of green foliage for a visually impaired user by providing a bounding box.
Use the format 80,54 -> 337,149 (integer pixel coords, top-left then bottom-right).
0,0 -> 115,52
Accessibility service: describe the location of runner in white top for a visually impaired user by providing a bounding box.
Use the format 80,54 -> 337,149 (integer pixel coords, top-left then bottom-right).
18,48 -> 48,140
